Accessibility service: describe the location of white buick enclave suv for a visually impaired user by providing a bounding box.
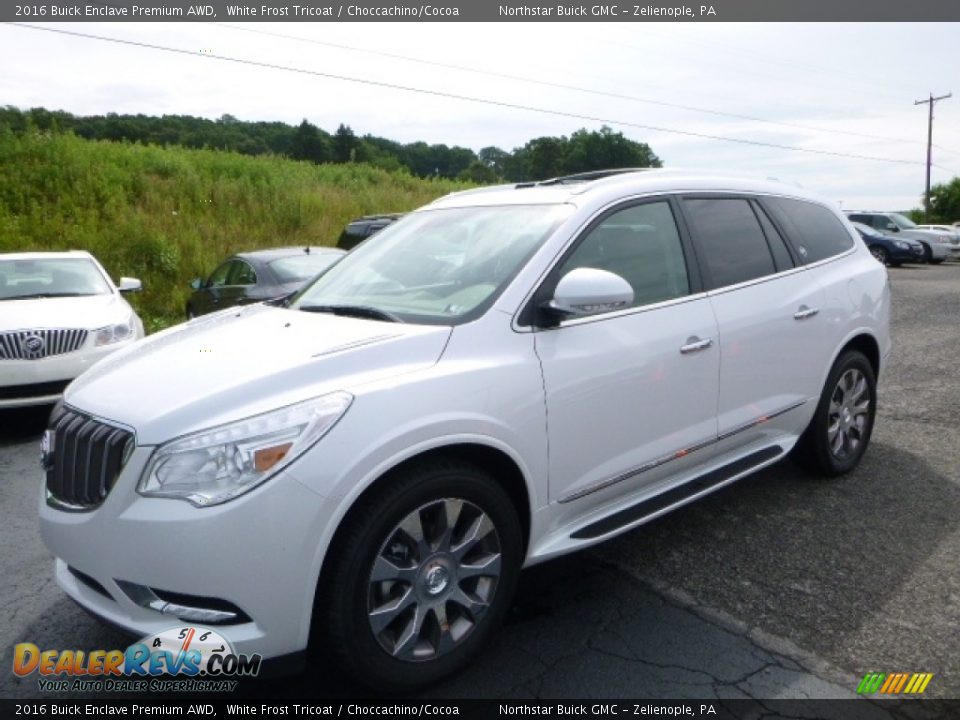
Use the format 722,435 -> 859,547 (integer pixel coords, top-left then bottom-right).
38,170 -> 890,690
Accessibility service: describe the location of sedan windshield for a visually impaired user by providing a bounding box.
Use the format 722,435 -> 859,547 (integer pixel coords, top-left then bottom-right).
269,253 -> 343,283
291,204 -> 572,324
0,258 -> 111,301
890,213 -> 917,230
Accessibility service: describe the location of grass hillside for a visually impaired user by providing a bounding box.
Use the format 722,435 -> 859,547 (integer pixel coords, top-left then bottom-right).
0,130 -> 472,329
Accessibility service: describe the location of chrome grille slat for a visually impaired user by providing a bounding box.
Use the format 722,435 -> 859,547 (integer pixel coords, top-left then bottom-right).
46,409 -> 134,509
0,328 -> 89,360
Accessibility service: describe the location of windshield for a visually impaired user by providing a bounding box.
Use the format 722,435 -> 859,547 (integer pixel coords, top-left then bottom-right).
269,253 -> 343,283
291,204 -> 573,324
890,213 -> 917,229
0,258 -> 111,301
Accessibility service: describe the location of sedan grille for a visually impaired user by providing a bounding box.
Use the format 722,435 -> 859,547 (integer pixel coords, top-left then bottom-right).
46,409 -> 134,509
0,329 -> 89,360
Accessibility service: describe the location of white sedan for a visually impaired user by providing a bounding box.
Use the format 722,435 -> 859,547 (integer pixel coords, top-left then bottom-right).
0,251 -> 144,408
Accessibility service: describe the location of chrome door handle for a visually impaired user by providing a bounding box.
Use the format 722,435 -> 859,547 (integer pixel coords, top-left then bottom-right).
680,337 -> 713,354
794,306 -> 819,320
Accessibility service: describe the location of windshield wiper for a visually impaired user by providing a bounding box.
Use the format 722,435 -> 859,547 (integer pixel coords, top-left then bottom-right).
298,304 -> 403,323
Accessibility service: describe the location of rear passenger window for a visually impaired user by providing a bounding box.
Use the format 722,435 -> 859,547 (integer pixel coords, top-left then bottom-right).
557,201 -> 690,312
682,198 -> 776,289
767,197 -> 854,263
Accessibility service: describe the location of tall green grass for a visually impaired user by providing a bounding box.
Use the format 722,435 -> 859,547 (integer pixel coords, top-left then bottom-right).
0,130 -> 472,329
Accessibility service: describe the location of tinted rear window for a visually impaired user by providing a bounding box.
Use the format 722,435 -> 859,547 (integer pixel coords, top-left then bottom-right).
682,198 -> 776,289
769,198 -> 854,263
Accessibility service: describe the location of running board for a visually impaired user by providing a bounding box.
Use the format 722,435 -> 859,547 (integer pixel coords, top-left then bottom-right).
570,445 -> 784,540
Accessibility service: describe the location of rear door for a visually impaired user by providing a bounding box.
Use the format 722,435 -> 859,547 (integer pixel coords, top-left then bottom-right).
534,198 -> 721,504
680,195 -> 829,446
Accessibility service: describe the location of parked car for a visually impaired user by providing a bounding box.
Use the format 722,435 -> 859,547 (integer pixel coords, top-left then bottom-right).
914,224 -> 960,256
850,221 -> 925,265
845,211 -> 955,263
39,171 -> 890,690
186,247 -> 344,318
336,214 -> 404,251
0,251 -> 144,408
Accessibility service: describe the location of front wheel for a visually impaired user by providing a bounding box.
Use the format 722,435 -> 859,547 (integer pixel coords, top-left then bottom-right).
929,258 -> 944,265
869,246 -> 889,265
793,350 -> 877,476
921,243 -> 933,263
321,458 -> 523,691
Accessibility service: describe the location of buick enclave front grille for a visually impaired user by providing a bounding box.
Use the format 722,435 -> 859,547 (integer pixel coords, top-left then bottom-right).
0,328 -> 89,360
46,409 -> 134,509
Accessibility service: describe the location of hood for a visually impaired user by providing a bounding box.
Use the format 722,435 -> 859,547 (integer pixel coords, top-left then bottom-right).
65,304 -> 452,444
0,293 -> 130,331
904,228 -> 949,241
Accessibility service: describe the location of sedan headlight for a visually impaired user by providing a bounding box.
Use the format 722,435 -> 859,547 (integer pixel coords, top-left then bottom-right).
138,392 -> 353,507
895,241 -> 910,249
95,319 -> 133,346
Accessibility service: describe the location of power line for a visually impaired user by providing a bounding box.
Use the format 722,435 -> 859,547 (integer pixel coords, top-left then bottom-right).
4,22 -> 924,167
214,22 -> 930,149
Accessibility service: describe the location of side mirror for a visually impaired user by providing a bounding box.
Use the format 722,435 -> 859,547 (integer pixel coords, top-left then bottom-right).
885,223 -> 898,232
544,267 -> 634,321
117,277 -> 142,293
190,278 -> 203,290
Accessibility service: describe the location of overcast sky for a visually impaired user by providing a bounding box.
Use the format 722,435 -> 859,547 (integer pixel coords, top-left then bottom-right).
1,21 -> 958,210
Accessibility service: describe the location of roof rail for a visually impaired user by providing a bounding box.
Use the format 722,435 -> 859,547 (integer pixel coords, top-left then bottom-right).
516,168 -> 654,189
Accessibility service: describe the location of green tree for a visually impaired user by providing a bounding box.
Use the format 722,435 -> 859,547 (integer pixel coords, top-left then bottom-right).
290,120 -> 330,164
333,124 -> 358,163
929,177 -> 960,223
458,160 -> 498,184
564,126 -> 661,173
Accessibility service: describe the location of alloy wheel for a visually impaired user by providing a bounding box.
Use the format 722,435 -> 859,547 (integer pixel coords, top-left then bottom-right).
367,498 -> 502,661
826,368 -> 871,460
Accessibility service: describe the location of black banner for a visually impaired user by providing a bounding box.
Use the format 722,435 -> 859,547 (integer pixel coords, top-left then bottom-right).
2,0 -> 960,23
1,699 -> 957,720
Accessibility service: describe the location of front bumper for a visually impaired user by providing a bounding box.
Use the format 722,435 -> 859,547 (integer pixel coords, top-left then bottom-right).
0,341 -> 132,408
39,445 -> 338,660
887,245 -> 923,263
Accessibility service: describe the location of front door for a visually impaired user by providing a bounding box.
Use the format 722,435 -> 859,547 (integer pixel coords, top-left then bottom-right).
534,199 -> 720,504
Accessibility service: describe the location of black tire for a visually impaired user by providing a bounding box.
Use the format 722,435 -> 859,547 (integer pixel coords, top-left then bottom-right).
321,457 -> 523,692
929,258 -> 944,265
869,246 -> 888,265
921,243 -> 933,263
792,350 -> 876,476
890,262 -> 902,268
185,304 -> 196,320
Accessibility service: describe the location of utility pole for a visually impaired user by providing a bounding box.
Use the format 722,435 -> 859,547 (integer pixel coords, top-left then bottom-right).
914,92 -> 951,218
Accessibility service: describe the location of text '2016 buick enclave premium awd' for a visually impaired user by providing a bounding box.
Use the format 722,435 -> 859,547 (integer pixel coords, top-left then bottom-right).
38,170 -> 890,690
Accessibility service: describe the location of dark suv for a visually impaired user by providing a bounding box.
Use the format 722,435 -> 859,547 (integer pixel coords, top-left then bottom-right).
336,214 -> 404,251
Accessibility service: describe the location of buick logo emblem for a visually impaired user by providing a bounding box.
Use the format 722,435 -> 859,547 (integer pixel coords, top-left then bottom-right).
40,430 -> 54,471
23,334 -> 46,357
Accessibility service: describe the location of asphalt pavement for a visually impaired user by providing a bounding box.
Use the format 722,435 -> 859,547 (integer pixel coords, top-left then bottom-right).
1,262 -> 958,704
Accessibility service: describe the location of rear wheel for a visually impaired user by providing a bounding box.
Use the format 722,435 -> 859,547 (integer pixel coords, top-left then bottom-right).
793,350 -> 876,476
921,242 -> 933,263
869,246 -> 888,265
321,458 -> 522,691
930,258 -> 944,265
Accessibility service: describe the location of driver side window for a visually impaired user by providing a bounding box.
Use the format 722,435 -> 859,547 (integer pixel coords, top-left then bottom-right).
556,201 -> 690,312
207,261 -> 234,288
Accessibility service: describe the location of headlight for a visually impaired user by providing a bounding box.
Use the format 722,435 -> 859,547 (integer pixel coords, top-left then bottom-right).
895,241 -> 910,249
138,392 -> 353,507
95,319 -> 133,345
